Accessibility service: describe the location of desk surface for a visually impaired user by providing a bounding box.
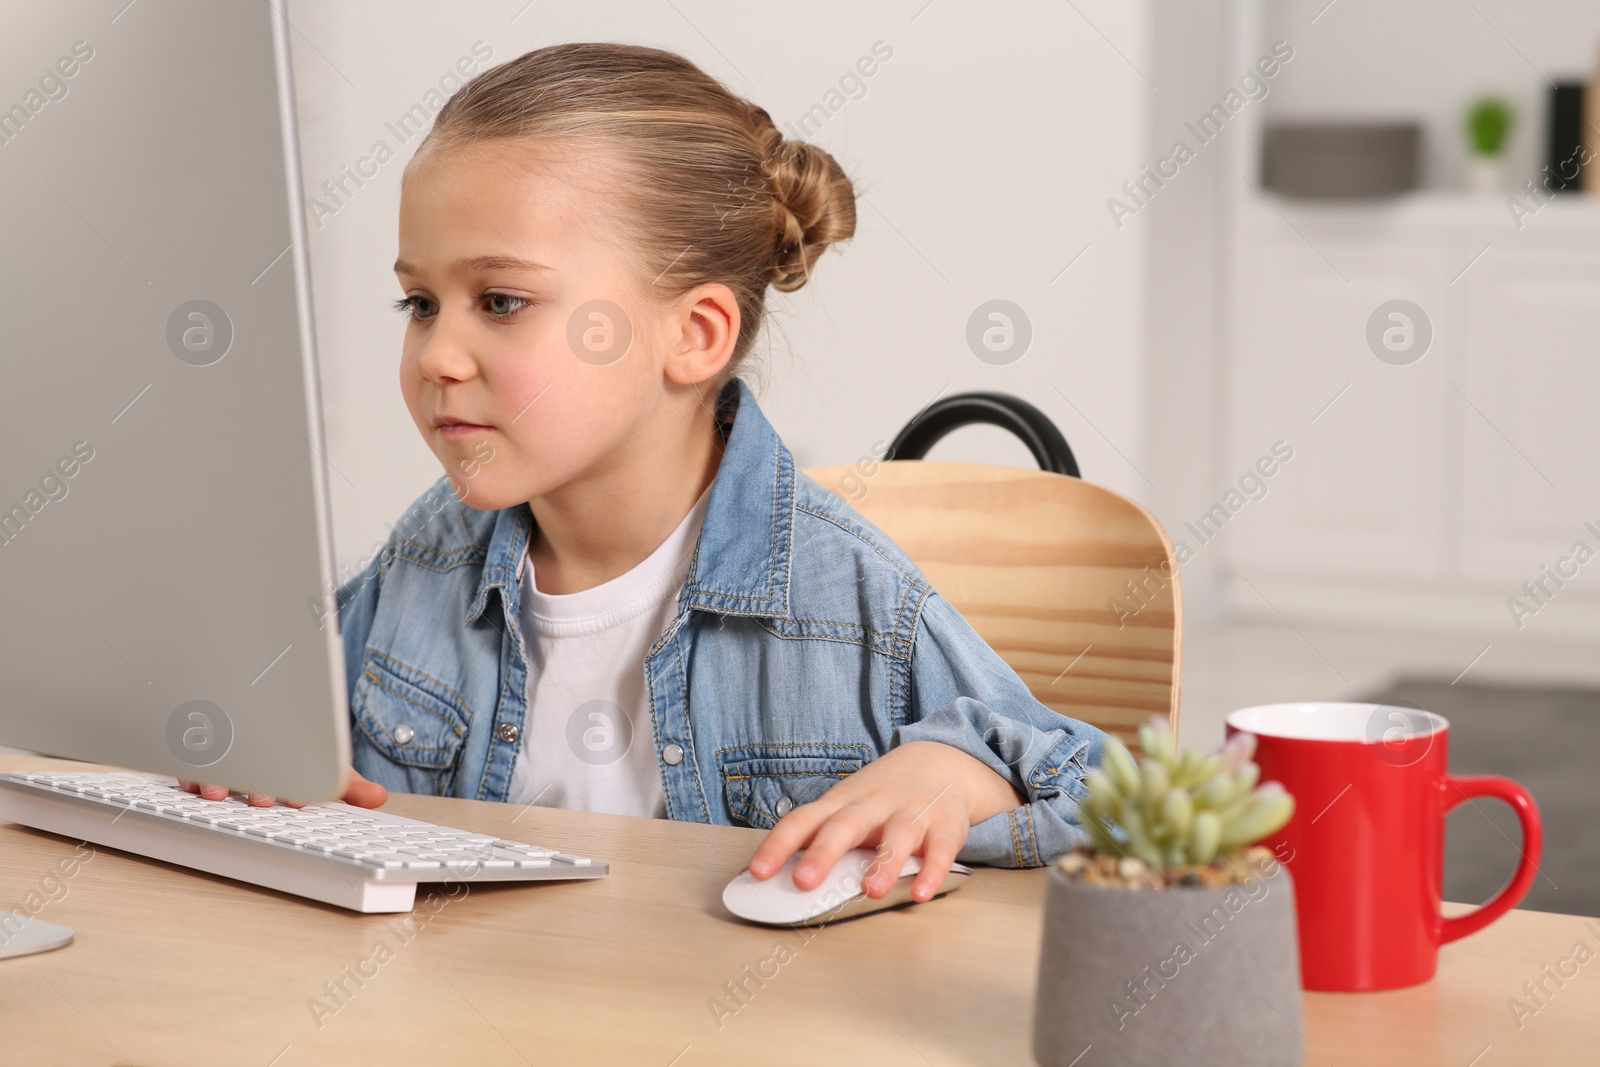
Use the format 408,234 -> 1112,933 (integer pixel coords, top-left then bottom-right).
0,754 -> 1592,1066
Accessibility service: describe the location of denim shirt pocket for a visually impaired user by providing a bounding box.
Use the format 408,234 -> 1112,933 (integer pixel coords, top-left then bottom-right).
718,743 -> 874,829
351,650 -> 472,795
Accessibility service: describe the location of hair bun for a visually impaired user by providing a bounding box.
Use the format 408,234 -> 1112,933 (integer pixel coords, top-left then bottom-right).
758,127 -> 857,292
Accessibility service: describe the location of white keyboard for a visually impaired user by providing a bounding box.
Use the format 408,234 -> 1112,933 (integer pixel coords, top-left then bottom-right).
0,771 -> 606,913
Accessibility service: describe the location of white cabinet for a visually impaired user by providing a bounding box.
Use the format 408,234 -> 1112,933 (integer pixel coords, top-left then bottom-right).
1221,194 -> 1600,631
1227,239 -> 1450,578
1460,250 -> 1600,579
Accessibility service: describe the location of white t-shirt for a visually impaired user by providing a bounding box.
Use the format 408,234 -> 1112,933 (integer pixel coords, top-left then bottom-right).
507,488 -> 710,817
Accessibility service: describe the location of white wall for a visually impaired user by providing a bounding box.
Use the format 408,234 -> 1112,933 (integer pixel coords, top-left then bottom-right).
1137,0 -> 1235,620
286,0 -> 1157,573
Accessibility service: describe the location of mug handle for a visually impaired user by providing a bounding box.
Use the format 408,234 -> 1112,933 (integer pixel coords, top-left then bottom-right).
1436,774 -> 1543,945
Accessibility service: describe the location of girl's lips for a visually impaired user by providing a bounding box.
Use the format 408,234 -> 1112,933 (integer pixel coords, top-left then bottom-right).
437,422 -> 493,437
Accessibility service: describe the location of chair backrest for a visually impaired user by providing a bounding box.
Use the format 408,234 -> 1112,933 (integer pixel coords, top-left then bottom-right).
804,461 -> 1181,755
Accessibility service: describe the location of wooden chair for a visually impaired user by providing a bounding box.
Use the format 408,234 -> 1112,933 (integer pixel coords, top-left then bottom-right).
804,396 -> 1181,755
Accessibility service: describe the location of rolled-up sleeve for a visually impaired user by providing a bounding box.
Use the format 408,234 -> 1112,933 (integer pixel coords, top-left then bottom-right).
891,589 -> 1107,868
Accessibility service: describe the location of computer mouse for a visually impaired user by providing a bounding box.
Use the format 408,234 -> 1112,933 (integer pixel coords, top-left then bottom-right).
0,915 -> 73,960
722,847 -> 972,926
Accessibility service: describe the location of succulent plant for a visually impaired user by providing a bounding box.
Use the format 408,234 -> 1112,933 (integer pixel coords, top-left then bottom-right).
1079,717 -> 1294,872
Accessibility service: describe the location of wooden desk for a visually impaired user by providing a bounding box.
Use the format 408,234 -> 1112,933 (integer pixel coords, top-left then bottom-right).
0,754 -> 1592,1066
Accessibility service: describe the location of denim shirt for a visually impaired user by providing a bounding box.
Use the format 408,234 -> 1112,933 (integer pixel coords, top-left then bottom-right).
334,378 -> 1105,867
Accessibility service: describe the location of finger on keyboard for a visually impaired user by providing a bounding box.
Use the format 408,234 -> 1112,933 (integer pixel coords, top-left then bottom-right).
176,767 -> 385,810
342,770 -> 388,809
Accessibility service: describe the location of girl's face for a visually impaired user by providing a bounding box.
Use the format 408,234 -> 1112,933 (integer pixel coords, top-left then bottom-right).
394,139 -> 686,510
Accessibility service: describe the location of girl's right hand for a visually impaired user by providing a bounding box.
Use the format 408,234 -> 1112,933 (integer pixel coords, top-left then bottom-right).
177,767 -> 388,809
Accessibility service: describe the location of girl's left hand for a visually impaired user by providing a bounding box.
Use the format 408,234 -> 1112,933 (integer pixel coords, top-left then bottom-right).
745,740 -> 1023,903
177,766 -> 387,809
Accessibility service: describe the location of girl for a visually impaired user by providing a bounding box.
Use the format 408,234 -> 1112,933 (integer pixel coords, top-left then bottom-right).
213,42 -> 1106,905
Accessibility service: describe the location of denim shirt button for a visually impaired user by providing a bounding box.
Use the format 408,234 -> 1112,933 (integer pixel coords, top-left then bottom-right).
774,795 -> 794,817
498,723 -> 520,743
661,742 -> 685,766
391,723 -> 414,745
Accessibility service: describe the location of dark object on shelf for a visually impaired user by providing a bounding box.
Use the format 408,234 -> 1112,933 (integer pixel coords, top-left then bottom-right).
1261,121 -> 1420,198
1546,82 -> 1586,193
887,392 -> 1079,477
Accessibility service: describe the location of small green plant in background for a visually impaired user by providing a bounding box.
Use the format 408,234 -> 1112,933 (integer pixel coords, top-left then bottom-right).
1080,717 -> 1294,872
1466,96 -> 1515,158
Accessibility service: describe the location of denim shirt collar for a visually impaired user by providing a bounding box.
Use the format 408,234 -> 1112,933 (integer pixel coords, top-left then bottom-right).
465,378 -> 792,627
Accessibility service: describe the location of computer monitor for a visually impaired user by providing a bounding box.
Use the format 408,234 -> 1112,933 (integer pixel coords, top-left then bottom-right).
0,0 -> 348,801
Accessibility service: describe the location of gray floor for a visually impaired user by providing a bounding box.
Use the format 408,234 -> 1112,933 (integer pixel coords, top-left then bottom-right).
1361,678 -> 1598,917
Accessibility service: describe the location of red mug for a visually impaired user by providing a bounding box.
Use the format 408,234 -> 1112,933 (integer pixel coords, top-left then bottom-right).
1225,701 -> 1542,992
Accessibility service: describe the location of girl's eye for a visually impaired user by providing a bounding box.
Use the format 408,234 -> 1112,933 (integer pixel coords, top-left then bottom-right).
391,294 -> 436,322
483,292 -> 532,321
390,293 -> 531,323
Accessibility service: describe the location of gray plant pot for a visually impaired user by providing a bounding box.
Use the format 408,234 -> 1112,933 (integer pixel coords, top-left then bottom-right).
1032,862 -> 1304,1067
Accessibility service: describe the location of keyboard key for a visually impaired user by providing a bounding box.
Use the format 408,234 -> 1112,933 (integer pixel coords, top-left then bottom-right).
330,845 -> 376,859
185,810 -> 229,826
491,840 -> 557,856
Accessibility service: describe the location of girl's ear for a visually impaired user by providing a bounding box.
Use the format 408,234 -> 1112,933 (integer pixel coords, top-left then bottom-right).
663,282 -> 739,387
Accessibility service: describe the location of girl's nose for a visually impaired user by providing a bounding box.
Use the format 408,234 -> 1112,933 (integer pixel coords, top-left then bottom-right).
413,318 -> 479,384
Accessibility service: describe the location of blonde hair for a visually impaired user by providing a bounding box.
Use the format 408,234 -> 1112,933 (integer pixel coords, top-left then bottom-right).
410,42 -> 858,380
